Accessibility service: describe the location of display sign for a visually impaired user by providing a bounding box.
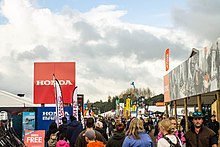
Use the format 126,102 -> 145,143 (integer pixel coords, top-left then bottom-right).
34,62 -> 76,104
164,40 -> 220,101
24,130 -> 45,147
22,112 -> 35,141
37,107 -> 72,131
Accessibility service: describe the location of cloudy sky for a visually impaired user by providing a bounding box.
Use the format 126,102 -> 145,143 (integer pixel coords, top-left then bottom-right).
0,0 -> 220,103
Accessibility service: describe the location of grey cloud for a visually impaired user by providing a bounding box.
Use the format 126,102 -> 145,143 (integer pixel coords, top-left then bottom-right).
17,45 -> 51,61
106,28 -> 188,61
0,56 -> 32,97
171,0 -> 220,40
73,21 -> 102,42
61,21 -> 190,83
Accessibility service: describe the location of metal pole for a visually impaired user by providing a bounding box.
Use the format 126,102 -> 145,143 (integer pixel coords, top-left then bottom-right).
217,91 -> 220,121
165,102 -> 169,118
197,94 -> 202,112
174,100 -> 178,129
184,98 -> 188,131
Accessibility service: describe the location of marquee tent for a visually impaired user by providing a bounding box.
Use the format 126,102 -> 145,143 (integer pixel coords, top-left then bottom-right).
0,90 -> 38,107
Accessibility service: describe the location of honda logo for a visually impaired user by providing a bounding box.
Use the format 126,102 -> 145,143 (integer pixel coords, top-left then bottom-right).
36,80 -> 73,86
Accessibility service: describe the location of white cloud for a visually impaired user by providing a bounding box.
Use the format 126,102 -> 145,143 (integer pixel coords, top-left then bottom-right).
0,0 -> 219,103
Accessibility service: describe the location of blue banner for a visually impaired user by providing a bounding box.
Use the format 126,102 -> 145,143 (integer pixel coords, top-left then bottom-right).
22,112 -> 35,140
37,107 -> 72,131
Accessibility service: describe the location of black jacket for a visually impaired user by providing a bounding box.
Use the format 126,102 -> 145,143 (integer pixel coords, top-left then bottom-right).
95,127 -> 108,141
106,131 -> 125,147
58,123 -> 68,139
208,121 -> 219,135
66,120 -> 83,147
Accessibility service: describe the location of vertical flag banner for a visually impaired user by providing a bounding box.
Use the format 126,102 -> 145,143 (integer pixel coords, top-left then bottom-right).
126,98 -> 131,117
72,86 -> 78,121
165,48 -> 170,71
54,76 -> 65,126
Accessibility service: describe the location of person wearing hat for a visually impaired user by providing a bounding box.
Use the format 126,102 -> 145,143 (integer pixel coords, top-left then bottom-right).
185,111 -> 218,147
85,129 -> 105,147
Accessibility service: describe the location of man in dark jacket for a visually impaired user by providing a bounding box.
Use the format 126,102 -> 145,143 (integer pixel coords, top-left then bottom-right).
66,115 -> 83,147
106,122 -> 125,147
75,117 -> 106,147
185,111 -> 218,147
58,116 -> 68,139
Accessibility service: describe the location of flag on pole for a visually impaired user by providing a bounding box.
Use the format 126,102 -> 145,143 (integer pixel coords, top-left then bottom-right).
72,86 -> 78,121
53,75 -> 65,126
165,48 -> 170,71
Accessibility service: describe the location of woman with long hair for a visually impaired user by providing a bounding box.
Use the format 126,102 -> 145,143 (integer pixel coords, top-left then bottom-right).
157,118 -> 182,147
156,117 -> 185,145
122,118 -> 153,147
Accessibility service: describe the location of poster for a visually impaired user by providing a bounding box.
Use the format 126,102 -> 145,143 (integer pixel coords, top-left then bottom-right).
24,130 -> 45,147
22,112 -> 35,140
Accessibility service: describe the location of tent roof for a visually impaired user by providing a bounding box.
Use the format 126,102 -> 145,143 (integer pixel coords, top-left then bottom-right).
0,90 -> 39,107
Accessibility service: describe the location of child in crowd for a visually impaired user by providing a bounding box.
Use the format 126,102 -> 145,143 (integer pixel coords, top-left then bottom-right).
56,133 -> 70,147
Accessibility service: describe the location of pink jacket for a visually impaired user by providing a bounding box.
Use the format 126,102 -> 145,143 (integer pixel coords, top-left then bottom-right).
56,140 -> 70,147
156,130 -> 186,145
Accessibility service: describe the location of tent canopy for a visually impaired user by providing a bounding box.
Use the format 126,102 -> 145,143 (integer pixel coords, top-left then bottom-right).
0,90 -> 39,107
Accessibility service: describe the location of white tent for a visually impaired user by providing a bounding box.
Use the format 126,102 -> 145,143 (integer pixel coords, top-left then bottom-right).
0,90 -> 39,107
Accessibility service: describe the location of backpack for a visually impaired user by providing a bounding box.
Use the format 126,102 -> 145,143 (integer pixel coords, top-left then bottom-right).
48,131 -> 59,147
163,136 -> 181,147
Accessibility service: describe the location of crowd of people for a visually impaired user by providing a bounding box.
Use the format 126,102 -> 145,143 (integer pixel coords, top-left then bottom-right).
45,111 -> 219,147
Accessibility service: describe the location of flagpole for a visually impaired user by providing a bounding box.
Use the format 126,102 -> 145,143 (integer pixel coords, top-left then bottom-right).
72,86 -> 78,121
53,74 -> 59,127
53,74 -> 65,127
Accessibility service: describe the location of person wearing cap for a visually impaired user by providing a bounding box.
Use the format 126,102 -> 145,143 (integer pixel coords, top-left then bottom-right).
75,117 -> 106,147
85,129 -> 105,147
185,111 -> 218,147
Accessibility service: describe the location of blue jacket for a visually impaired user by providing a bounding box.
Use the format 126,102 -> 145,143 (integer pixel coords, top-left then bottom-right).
122,132 -> 153,147
66,120 -> 83,147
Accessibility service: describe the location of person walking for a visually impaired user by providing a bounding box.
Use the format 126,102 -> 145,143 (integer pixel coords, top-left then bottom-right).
208,114 -> 219,138
157,118 -> 182,147
156,117 -> 185,146
58,116 -> 68,141
94,121 -> 108,141
66,115 -> 83,147
45,122 -> 59,147
56,133 -> 70,147
85,129 -> 105,147
106,122 -> 125,147
75,117 -> 107,147
122,118 -> 153,147
185,111 -> 218,147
